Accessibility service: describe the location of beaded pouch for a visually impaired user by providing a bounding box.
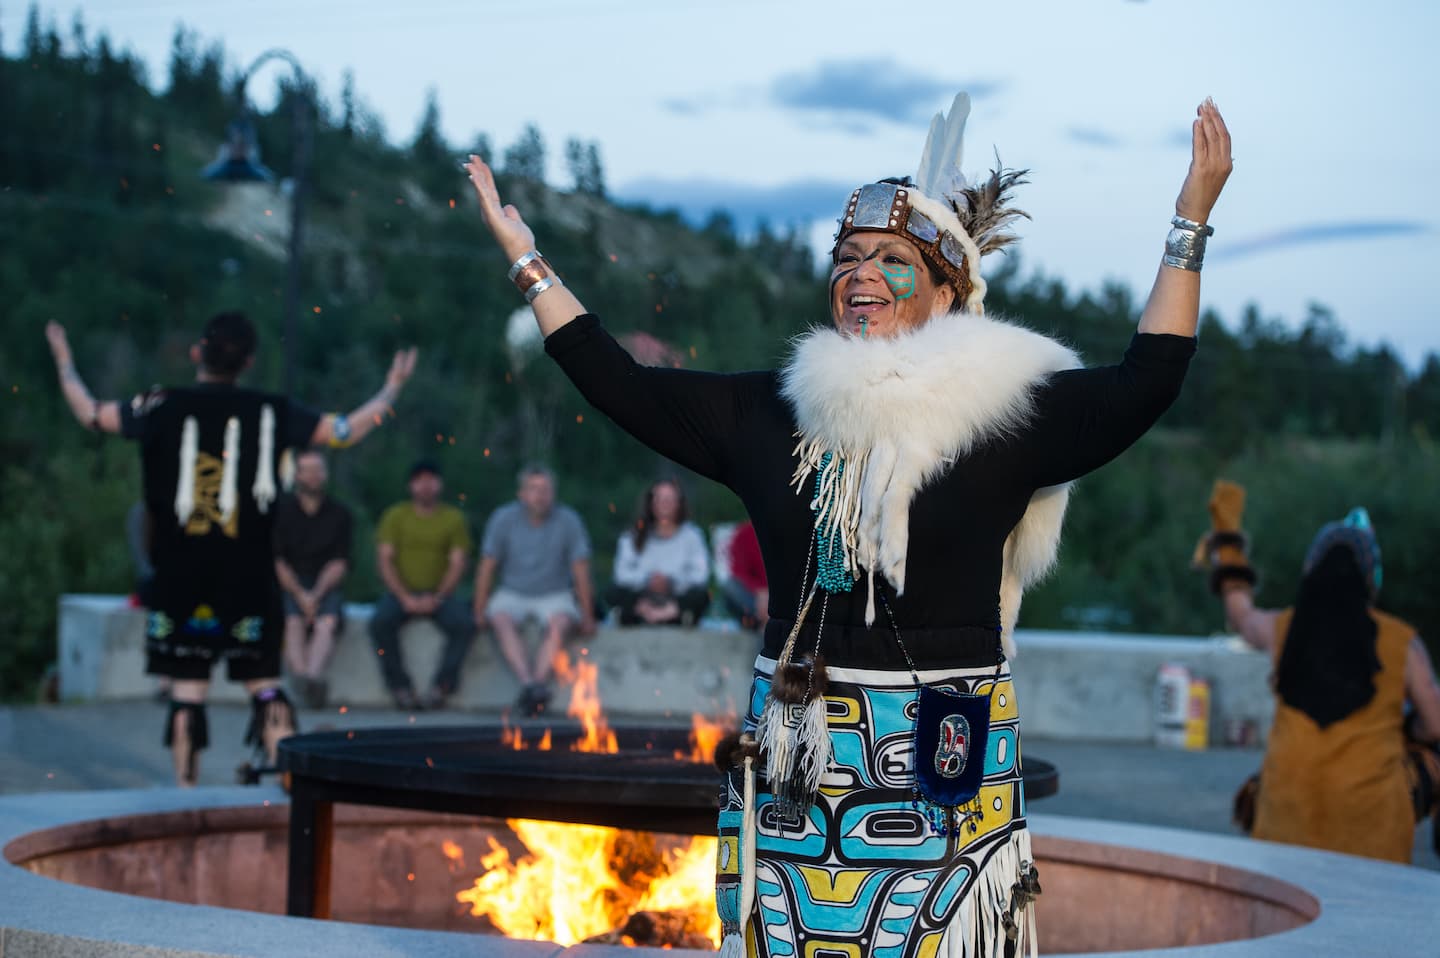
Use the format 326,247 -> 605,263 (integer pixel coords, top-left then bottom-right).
913,684 -> 990,807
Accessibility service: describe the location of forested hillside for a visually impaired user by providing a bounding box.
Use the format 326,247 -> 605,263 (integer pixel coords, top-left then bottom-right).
3,11 -> 1437,697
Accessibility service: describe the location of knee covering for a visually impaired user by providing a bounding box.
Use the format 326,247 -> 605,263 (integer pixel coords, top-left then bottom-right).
244,686 -> 297,749
164,701 -> 210,751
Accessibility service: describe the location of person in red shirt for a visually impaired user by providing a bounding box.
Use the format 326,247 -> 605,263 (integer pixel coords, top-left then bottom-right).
723,520 -> 768,631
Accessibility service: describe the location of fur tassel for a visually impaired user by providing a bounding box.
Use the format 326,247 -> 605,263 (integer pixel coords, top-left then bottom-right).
713,731 -> 761,773
757,678 -> 832,817
769,654 -> 828,704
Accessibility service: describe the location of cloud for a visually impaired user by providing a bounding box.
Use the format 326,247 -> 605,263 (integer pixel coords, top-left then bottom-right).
613,176 -> 856,232
1213,221 -> 1430,261
660,98 -> 703,116
769,60 -> 1003,127
1163,127 -> 1194,149
1066,127 -> 1124,149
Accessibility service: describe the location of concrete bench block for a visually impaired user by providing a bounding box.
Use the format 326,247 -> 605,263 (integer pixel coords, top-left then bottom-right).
56,596 -> 759,718
57,596 -> 1274,741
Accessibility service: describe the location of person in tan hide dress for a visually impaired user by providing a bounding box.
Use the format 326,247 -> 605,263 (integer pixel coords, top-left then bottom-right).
1202,481 -> 1440,862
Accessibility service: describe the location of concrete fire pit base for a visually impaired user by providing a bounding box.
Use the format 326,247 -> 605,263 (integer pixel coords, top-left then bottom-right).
3,787 -> 1438,957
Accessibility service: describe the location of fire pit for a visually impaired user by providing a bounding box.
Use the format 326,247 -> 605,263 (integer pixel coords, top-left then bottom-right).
11,784 -> 1440,957
278,720 -> 1060,923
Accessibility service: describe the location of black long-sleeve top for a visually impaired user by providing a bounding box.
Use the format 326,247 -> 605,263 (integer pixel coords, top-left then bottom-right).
548,314 -> 1194,659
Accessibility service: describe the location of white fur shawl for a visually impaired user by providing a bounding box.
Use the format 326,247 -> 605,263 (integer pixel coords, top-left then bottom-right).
779,312 -> 1080,657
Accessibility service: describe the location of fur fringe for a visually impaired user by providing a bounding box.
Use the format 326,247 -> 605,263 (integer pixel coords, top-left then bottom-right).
937,829 -> 1039,958
756,691 -> 831,812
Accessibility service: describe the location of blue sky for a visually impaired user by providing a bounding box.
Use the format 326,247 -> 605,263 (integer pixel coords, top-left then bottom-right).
7,0 -> 1438,364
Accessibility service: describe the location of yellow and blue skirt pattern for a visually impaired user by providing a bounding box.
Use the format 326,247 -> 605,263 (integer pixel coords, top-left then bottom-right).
720,657 -> 1036,958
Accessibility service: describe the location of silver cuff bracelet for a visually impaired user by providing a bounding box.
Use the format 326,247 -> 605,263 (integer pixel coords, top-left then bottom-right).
507,249 -> 544,282
1171,215 -> 1214,237
523,275 -> 561,303
1164,216 -> 1211,272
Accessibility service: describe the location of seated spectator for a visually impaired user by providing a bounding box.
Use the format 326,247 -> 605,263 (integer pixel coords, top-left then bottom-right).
370,460 -> 475,710
273,450 -> 353,709
607,479 -> 710,626
721,519 -> 768,631
473,465 -> 596,717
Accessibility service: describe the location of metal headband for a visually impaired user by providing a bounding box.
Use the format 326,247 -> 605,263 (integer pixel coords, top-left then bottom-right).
834,183 -> 971,306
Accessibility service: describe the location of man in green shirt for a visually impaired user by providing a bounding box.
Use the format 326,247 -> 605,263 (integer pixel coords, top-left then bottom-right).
371,459 -> 474,709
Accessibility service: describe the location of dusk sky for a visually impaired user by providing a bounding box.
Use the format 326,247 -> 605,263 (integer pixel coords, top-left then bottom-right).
7,0 -> 1437,364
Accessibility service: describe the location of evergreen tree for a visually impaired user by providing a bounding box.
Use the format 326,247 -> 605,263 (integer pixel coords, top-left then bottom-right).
340,69 -> 356,139
502,123 -> 546,181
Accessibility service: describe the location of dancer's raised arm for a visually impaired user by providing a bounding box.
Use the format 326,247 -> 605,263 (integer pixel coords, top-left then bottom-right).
1137,98 -> 1233,337
464,155 -> 587,338
45,322 -> 123,433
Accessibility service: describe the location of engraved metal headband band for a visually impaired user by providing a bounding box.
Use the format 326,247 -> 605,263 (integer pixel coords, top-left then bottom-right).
831,182 -> 979,311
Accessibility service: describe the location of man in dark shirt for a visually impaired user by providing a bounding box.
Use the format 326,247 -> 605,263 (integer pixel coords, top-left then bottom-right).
45,313 -> 415,786
273,449 -> 353,709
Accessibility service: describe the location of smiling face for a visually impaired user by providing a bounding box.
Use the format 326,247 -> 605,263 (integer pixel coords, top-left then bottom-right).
829,232 -> 956,338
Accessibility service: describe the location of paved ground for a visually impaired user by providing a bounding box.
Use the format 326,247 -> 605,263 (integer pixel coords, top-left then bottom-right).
1,699 -> 1435,870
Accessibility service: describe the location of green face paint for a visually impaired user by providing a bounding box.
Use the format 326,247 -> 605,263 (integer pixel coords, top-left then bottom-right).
878,261 -> 916,299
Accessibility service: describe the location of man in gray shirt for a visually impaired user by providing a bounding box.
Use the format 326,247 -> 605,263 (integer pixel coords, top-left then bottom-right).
473,465 -> 595,716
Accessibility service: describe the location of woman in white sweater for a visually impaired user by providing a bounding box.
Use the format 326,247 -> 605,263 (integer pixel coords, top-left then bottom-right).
607,479 -> 711,625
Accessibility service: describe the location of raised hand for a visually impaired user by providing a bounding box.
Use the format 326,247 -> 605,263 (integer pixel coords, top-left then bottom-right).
464,155 -> 535,263
1176,98 -> 1233,225
44,321 -> 74,368
385,347 -> 419,392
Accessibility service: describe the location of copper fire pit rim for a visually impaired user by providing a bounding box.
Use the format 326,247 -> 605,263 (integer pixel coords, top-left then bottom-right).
3,787 -> 1439,958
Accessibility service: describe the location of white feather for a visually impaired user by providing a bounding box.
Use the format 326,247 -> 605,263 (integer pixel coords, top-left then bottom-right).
914,92 -> 972,203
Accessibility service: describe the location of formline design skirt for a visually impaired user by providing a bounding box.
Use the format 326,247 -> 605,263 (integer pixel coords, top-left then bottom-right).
717,656 -> 1037,958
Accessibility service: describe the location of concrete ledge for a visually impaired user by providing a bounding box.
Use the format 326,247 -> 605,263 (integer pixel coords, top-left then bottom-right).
58,596 -> 1274,742
1009,630 -> 1275,743
58,595 -> 757,718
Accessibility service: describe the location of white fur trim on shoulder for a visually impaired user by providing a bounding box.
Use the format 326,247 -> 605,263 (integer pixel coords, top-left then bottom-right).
781,312 -> 1078,456
782,314 -> 1079,622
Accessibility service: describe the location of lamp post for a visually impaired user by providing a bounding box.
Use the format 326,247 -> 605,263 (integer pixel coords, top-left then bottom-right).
202,48 -> 313,398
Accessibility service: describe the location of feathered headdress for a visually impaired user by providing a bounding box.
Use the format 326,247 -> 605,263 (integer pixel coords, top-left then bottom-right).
832,92 -> 1029,313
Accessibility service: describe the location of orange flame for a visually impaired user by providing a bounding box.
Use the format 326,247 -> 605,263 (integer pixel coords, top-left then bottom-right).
455,651 -> 722,947
553,651 -> 618,753
680,711 -> 732,763
455,819 -> 719,947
